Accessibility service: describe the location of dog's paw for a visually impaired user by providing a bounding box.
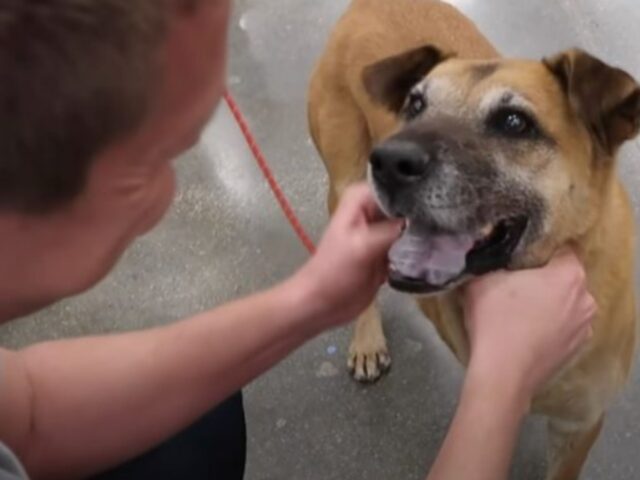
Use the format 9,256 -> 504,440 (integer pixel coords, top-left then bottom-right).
347,344 -> 391,383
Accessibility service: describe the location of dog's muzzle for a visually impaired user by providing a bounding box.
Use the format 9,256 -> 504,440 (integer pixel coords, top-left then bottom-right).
370,137 -> 530,294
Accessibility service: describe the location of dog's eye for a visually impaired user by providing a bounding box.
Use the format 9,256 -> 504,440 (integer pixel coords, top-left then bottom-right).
488,108 -> 539,138
405,91 -> 427,120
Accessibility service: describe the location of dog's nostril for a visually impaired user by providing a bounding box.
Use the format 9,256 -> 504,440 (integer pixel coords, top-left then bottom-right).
396,157 -> 426,178
370,141 -> 428,183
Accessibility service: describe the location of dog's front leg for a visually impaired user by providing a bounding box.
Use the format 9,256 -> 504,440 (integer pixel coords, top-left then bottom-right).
348,303 -> 391,382
545,415 -> 604,480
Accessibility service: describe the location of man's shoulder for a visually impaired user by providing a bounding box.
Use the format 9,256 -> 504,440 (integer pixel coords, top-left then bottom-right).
0,443 -> 28,480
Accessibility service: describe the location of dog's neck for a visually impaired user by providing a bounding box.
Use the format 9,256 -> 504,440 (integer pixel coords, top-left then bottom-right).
576,173 -> 636,310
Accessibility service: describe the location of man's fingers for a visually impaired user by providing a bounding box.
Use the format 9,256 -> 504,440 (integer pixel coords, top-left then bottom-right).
361,192 -> 389,223
335,183 -> 389,225
363,220 -> 404,257
546,247 -> 581,271
463,268 -> 510,298
569,324 -> 593,353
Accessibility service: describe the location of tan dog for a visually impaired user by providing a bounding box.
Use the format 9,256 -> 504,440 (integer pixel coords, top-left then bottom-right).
308,0 -> 640,478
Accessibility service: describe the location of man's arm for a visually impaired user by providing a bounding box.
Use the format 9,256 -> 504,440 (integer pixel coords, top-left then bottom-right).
0,184 -> 402,480
426,370 -> 528,480
427,251 -> 595,480
0,278 -> 314,479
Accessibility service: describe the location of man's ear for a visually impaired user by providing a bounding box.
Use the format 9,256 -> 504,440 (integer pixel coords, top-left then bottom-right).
544,48 -> 640,155
362,45 -> 447,113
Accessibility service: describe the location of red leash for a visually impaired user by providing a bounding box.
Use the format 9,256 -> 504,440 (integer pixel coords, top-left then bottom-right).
223,90 -> 316,254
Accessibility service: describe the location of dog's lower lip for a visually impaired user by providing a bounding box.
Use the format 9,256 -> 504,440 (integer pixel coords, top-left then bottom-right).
388,271 -> 447,294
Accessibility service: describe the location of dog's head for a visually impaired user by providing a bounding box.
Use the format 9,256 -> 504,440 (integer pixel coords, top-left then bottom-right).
364,46 -> 640,294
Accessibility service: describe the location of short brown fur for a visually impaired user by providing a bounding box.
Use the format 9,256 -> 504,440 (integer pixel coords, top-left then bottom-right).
308,1 -> 638,479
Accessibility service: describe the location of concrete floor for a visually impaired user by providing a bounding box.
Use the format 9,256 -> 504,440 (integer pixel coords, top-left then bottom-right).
2,0 -> 640,479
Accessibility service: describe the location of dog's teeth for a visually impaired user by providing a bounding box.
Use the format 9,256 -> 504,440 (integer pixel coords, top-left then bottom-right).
479,224 -> 494,238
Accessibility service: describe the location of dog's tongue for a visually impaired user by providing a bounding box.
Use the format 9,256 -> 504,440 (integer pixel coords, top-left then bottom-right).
389,229 -> 475,286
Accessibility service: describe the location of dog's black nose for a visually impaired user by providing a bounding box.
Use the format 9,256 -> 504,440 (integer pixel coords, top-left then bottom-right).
370,141 -> 429,186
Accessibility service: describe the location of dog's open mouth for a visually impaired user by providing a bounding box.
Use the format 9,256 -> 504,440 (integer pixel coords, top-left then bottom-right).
388,216 -> 528,294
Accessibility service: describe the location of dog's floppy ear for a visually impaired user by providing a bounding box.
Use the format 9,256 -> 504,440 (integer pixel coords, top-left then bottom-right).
363,45 -> 446,113
544,48 -> 640,155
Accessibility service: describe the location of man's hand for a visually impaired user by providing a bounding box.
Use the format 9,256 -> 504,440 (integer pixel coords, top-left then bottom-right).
294,183 -> 402,331
464,249 -> 596,405
426,250 -> 596,480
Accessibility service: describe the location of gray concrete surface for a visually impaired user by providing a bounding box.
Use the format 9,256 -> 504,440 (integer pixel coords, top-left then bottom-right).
2,0 -> 640,479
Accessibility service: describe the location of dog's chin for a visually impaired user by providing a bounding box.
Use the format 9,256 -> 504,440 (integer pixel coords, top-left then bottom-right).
387,216 -> 529,295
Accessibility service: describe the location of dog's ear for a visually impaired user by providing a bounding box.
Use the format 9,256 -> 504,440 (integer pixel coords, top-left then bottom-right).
363,45 -> 447,113
544,48 -> 640,155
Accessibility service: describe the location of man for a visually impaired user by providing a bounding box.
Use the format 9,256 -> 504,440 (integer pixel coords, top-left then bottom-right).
0,1 -> 594,479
